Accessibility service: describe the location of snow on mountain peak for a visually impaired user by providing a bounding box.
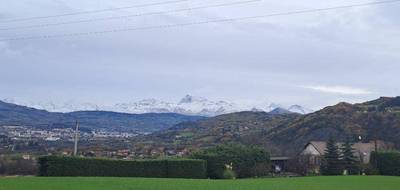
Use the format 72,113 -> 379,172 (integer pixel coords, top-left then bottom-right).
179,95 -> 208,104
266,103 -> 283,112
288,105 -> 314,114
4,96 -> 313,116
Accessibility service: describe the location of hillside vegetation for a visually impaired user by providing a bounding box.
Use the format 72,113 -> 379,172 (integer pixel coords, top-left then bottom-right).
149,111 -> 299,149
149,97 -> 400,155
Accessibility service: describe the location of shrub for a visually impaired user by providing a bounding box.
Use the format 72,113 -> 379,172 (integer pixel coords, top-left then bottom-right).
370,151 -> 400,176
0,156 -> 37,175
361,163 -> 379,175
38,156 -> 206,178
222,169 -> 236,179
286,155 -> 320,176
191,144 -> 270,179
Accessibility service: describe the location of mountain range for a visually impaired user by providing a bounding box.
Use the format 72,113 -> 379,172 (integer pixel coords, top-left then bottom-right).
2,96 -> 400,156
3,95 -> 313,117
0,101 -> 204,133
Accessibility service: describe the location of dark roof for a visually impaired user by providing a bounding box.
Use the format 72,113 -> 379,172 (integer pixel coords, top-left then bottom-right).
270,157 -> 290,161
305,140 -> 388,156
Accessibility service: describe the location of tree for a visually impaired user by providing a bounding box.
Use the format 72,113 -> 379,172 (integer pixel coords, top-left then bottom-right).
322,137 -> 342,175
287,154 -> 319,176
191,143 -> 270,179
340,138 -> 359,175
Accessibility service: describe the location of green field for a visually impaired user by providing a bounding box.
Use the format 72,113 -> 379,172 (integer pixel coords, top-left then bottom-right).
0,176 -> 399,190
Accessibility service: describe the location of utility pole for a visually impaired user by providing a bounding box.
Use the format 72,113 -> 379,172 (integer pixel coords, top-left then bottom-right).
73,121 -> 79,156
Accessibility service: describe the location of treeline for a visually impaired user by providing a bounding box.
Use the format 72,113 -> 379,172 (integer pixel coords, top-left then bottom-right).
371,151 -> 400,176
38,156 -> 206,179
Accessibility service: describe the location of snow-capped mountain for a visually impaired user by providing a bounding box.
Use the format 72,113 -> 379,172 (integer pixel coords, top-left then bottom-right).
113,99 -> 175,114
109,95 -> 243,116
288,105 -> 314,115
23,100 -> 100,113
175,95 -> 240,116
3,95 -> 313,116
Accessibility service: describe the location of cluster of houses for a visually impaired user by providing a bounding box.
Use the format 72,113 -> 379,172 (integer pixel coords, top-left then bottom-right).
0,126 -> 140,142
0,126 -> 79,142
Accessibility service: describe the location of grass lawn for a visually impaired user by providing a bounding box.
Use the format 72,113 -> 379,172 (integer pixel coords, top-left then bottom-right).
0,176 -> 399,190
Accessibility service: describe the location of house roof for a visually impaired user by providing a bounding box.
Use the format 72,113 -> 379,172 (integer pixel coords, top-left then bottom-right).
270,157 -> 291,161
305,140 -> 387,156
307,141 -> 327,155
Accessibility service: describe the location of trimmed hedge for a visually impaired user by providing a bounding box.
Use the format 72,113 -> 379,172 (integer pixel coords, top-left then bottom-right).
38,156 -> 206,179
370,151 -> 400,176
167,159 -> 207,178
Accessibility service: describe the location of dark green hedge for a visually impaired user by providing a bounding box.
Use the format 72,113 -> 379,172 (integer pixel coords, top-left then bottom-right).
38,156 -> 206,178
167,159 -> 207,178
191,144 -> 270,179
370,151 -> 400,176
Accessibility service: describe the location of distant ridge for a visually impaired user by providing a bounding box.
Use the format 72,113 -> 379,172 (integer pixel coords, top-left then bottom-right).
3,95 -> 313,116
0,100 -> 204,133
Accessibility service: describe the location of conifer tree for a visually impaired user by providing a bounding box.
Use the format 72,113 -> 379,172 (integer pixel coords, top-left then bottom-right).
322,137 -> 342,175
341,137 -> 359,175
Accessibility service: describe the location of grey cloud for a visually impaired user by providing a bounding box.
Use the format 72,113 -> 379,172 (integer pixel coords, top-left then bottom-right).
0,0 -> 399,109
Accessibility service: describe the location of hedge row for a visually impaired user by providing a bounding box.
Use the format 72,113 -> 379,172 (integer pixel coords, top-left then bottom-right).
370,151 -> 400,176
38,156 -> 207,179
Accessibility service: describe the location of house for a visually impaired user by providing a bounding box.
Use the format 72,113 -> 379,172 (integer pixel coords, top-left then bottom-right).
300,140 -> 392,173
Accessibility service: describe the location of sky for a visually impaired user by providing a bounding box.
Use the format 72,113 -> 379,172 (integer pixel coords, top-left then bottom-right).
1,0 -> 400,110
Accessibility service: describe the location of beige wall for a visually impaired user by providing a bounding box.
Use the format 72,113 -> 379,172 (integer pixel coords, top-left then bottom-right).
301,144 -> 321,156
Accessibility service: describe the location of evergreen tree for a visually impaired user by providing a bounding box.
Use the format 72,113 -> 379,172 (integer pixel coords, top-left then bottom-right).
341,138 -> 359,175
322,137 -> 342,175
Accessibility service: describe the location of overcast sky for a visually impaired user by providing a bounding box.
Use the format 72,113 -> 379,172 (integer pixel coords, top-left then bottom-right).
1,0 -> 399,109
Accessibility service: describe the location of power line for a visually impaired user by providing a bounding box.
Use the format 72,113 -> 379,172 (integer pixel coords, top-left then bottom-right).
0,0 -> 261,31
2,0 -> 399,42
0,0 -> 189,23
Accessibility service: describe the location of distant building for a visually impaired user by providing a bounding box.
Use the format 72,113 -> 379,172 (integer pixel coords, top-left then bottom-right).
45,136 -> 60,141
300,140 -> 392,173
